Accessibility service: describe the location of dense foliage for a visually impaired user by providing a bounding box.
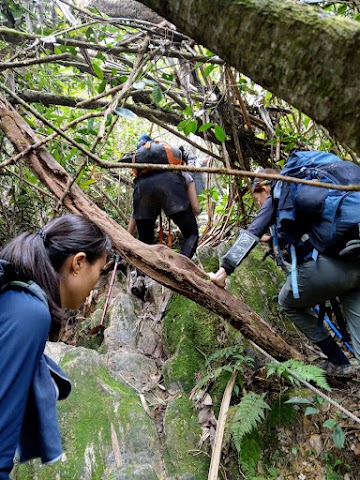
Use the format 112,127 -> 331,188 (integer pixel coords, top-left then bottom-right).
0,0 -> 358,244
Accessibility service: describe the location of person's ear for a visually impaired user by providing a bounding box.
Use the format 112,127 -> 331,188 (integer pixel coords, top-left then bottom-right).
71,252 -> 87,276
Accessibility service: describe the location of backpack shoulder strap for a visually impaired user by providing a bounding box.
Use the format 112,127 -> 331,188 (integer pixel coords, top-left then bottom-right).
162,142 -> 182,166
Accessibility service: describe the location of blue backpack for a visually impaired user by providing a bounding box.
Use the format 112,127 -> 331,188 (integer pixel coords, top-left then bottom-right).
274,150 -> 360,256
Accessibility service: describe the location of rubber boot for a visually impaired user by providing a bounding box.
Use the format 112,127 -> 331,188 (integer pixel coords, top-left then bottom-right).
316,336 -> 350,365
131,276 -> 146,300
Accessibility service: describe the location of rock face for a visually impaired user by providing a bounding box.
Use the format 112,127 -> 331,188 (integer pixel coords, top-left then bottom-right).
14,269 -> 214,479
12,246 -> 360,480
18,247 -> 322,480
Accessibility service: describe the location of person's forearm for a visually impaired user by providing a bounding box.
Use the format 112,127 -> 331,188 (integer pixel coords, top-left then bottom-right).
127,216 -> 137,236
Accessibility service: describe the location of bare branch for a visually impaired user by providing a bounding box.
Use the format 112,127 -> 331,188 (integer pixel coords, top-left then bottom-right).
0,26 -> 224,64
0,53 -> 71,71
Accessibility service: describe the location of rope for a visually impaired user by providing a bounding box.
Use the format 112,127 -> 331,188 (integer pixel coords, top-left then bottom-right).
248,339 -> 360,426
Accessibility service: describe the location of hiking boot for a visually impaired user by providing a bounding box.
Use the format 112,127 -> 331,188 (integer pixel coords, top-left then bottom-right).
318,360 -> 360,378
131,276 -> 146,300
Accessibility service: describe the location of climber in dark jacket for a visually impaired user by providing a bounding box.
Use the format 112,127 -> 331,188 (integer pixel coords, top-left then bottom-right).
0,215 -> 110,479
129,134 -> 199,299
209,173 -> 358,376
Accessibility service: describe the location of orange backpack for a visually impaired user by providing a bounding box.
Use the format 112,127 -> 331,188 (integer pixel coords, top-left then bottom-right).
132,140 -> 183,176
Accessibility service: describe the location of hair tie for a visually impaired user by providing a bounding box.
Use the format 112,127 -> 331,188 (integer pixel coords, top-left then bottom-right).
37,228 -> 48,244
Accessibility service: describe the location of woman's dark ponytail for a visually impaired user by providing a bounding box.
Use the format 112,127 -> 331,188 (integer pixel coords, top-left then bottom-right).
0,215 -> 111,334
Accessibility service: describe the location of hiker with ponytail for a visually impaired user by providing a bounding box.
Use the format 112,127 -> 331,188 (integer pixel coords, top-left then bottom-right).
0,214 -> 110,480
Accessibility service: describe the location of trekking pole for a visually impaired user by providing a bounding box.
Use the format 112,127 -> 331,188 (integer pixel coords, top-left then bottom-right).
90,254 -> 120,335
330,298 -> 351,343
314,305 -> 355,355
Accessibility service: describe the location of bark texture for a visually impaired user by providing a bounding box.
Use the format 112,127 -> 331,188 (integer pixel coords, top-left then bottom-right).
136,0 -> 360,153
89,0 -> 164,23
0,94 -> 301,361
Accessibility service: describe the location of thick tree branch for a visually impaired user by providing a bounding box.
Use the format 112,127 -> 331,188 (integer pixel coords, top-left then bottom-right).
136,0 -> 360,153
0,93 -> 302,361
11,89 -> 182,125
0,53 -> 71,71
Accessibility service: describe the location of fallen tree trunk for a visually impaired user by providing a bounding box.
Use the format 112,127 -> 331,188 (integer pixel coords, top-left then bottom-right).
0,95 -> 302,361
136,0 -> 360,153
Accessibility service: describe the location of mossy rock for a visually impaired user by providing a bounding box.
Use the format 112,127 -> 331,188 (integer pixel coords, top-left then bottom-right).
228,247 -> 286,322
163,293 -> 240,393
106,464 -> 159,479
163,397 -> 209,479
14,347 -> 163,480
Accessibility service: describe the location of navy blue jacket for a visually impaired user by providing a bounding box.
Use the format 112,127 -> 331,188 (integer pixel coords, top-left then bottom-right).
0,283 -> 70,479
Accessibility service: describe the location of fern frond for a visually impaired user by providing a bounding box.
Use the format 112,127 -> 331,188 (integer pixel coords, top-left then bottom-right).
231,392 -> 270,451
265,359 -> 331,392
207,344 -> 245,363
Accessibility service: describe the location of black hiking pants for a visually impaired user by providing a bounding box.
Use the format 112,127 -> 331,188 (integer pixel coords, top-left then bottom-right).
136,205 -> 199,260
133,171 -> 199,279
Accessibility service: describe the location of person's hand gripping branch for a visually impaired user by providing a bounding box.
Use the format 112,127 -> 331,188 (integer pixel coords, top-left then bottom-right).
208,267 -> 228,288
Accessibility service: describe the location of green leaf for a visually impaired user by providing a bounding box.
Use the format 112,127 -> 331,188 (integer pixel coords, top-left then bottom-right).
214,125 -> 226,142
204,64 -> 215,77
92,60 -> 104,79
162,73 -> 174,81
184,120 -> 198,136
333,426 -> 345,448
74,137 -> 90,146
75,166 -> 87,184
337,4 -> 347,15
323,418 -> 338,429
87,118 -> 95,133
97,79 -> 107,93
304,407 -> 320,416
231,392 -> 270,450
79,179 -> 97,190
266,359 -> 331,392
177,119 -> 189,131
223,365 -> 234,372
85,27 -> 95,39
95,53 -> 106,61
239,430 -> 261,475
284,397 -> 313,405
152,84 -> 163,104
198,122 -> 213,133
114,108 -> 138,119
184,106 -> 193,116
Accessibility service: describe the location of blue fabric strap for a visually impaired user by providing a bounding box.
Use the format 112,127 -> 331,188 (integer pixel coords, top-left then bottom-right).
290,244 -> 300,299
312,248 -> 319,261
